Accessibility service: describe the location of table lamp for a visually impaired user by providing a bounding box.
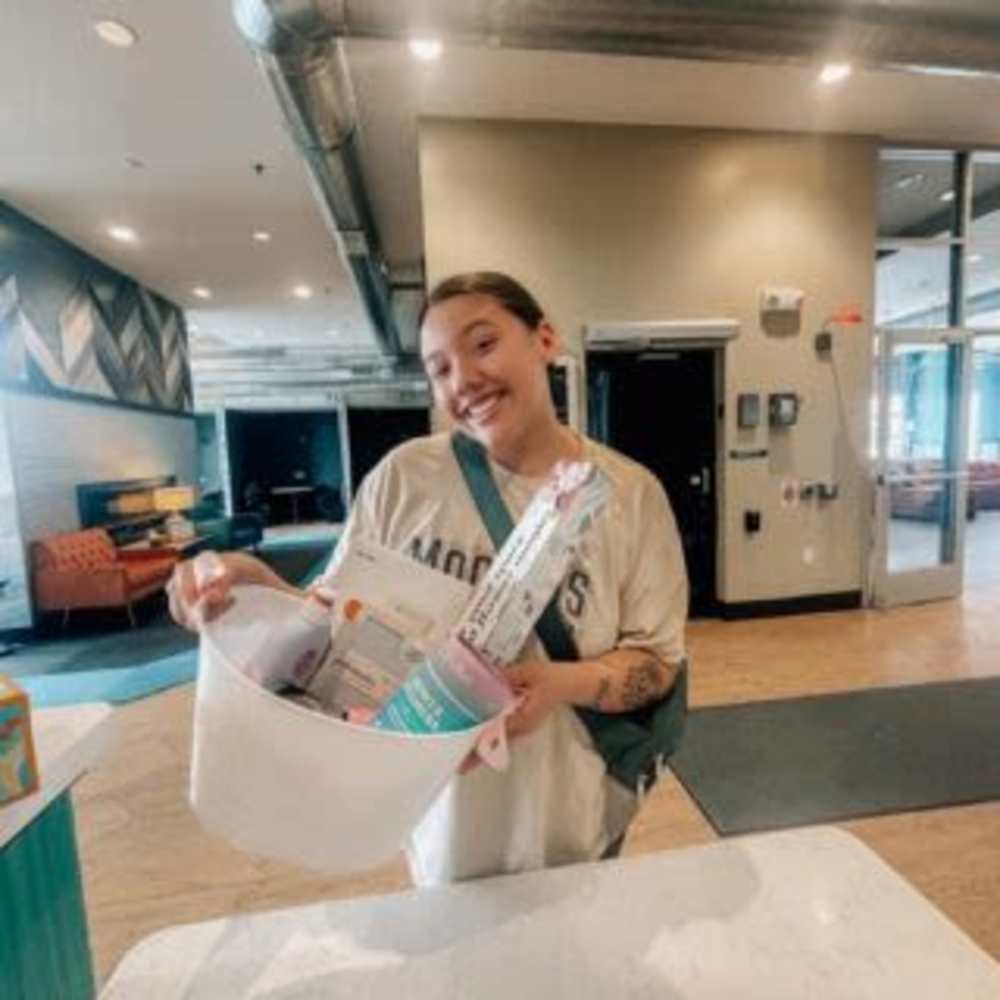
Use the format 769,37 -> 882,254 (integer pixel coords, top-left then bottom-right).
153,486 -> 198,541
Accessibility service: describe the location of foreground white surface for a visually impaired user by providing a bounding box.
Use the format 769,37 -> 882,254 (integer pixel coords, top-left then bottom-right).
102,826 -> 999,999
0,702 -> 114,849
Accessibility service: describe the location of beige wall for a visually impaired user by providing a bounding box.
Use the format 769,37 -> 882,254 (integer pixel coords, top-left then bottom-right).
419,119 -> 877,604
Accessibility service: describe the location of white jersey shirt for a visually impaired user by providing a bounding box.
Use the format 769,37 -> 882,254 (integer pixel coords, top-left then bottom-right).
321,431 -> 688,884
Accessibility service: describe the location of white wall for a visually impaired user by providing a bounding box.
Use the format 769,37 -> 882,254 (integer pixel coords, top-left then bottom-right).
0,391 -> 197,625
419,120 -> 877,604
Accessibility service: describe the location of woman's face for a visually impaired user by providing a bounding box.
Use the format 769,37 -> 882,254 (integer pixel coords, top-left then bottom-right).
421,292 -> 560,455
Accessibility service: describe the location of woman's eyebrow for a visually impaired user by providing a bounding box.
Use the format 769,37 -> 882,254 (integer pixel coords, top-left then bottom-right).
460,319 -> 495,339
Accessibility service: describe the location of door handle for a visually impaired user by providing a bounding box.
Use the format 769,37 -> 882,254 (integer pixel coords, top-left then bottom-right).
689,468 -> 712,496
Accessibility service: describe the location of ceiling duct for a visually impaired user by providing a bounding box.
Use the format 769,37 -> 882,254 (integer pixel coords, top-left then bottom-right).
234,0 -> 405,357
234,1 -> 1000,357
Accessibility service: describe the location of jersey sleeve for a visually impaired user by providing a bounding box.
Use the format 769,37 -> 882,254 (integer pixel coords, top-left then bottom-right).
615,472 -> 689,662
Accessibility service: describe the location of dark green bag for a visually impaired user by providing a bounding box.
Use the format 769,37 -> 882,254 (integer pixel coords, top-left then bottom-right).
451,432 -> 687,794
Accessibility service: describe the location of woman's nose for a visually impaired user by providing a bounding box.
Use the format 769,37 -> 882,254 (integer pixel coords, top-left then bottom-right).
449,355 -> 481,396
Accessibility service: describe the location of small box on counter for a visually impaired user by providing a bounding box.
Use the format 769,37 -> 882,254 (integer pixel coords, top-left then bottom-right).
0,675 -> 40,807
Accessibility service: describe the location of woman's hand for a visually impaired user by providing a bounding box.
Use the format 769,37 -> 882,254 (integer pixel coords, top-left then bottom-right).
504,660 -> 574,739
166,550 -> 308,633
458,660 -> 569,774
166,551 -> 238,632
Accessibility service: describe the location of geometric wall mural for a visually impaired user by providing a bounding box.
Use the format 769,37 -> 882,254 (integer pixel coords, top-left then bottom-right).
0,201 -> 192,412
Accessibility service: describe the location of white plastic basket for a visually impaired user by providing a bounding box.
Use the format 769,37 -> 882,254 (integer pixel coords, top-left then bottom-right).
189,586 -> 497,874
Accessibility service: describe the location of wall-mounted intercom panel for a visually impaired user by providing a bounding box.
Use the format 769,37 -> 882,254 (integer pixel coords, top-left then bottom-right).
768,392 -> 800,427
737,393 -> 761,429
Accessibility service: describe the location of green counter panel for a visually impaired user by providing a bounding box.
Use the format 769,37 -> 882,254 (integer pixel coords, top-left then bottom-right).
0,792 -> 95,1000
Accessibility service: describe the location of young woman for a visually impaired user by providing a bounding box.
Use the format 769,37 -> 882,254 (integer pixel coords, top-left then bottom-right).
168,272 -> 688,885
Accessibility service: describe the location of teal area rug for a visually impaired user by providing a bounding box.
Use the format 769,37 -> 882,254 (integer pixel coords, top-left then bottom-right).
18,651 -> 199,708
260,526 -> 341,550
9,539 -> 337,707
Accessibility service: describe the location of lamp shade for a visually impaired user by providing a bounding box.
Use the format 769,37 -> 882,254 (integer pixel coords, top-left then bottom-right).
153,486 -> 197,512
109,491 -> 154,516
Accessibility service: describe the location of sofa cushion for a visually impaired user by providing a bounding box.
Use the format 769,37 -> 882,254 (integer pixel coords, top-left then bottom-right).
34,528 -> 116,572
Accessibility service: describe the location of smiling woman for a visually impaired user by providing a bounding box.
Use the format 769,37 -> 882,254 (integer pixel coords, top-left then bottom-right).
167,270 -> 689,886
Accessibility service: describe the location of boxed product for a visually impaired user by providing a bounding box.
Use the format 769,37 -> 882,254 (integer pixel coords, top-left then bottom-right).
0,675 -> 40,807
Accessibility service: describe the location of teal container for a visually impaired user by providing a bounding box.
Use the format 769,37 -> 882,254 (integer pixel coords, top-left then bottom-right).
374,649 -> 483,733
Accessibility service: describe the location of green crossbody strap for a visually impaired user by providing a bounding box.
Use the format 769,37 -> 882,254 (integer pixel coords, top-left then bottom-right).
450,432 -> 687,792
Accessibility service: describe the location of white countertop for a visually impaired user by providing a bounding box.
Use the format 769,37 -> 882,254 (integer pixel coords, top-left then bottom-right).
0,702 -> 114,849
102,826 -> 1000,999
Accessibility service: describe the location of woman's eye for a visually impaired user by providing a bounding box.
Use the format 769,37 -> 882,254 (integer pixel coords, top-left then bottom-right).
475,337 -> 497,354
427,364 -> 449,381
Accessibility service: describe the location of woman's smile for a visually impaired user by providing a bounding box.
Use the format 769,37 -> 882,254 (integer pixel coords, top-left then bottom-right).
458,390 -> 507,427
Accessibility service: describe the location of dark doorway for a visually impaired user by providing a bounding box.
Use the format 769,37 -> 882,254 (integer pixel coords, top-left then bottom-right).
347,406 -> 431,493
587,348 -> 719,617
225,410 -> 344,525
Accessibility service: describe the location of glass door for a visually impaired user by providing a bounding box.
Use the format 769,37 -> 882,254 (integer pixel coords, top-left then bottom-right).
872,328 -> 973,606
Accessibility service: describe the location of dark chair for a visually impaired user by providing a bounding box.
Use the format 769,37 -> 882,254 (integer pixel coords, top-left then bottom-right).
189,492 -> 265,552
243,482 -> 272,524
228,513 -> 265,551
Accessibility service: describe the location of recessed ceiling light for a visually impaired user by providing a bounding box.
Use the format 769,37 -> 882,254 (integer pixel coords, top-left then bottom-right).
968,254 -> 984,264
107,224 -> 137,243
819,63 -> 852,85
409,37 -> 443,61
252,230 -> 272,243
192,286 -> 212,300
894,172 -> 925,191
187,323 -> 199,334
292,284 -> 313,300
95,19 -> 138,48
940,190 -> 956,203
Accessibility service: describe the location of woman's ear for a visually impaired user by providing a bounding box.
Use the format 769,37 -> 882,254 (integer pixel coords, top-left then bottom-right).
535,320 -> 562,362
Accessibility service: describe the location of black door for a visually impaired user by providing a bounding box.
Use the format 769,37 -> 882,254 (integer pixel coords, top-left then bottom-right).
347,406 -> 431,492
587,349 -> 718,617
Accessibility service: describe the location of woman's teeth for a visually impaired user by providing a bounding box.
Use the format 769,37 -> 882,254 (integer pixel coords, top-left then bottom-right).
467,394 -> 501,422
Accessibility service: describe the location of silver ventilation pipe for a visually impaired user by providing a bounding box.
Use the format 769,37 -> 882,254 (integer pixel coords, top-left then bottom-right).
237,2 -> 1000,80
233,0 -> 403,356
234,1 -> 1000,359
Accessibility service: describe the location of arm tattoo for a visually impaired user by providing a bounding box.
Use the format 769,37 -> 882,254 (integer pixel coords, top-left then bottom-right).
592,676 -> 612,709
621,656 -> 665,710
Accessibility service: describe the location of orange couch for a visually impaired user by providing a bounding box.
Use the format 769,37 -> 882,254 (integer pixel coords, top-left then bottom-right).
31,528 -> 178,627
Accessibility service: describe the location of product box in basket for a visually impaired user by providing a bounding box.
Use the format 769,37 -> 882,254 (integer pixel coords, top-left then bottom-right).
0,675 -> 39,806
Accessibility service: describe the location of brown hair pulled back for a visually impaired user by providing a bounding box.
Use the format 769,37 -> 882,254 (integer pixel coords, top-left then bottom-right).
419,272 -> 545,330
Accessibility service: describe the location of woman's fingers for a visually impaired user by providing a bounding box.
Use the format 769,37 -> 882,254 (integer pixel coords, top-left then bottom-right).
166,574 -> 193,631
167,553 -> 235,632
197,592 -> 235,625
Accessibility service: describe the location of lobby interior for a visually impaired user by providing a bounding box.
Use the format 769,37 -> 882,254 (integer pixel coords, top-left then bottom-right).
2,1 -> 1000,994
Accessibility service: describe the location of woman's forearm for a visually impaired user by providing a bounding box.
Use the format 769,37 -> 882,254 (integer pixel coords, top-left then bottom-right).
561,648 -> 679,713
